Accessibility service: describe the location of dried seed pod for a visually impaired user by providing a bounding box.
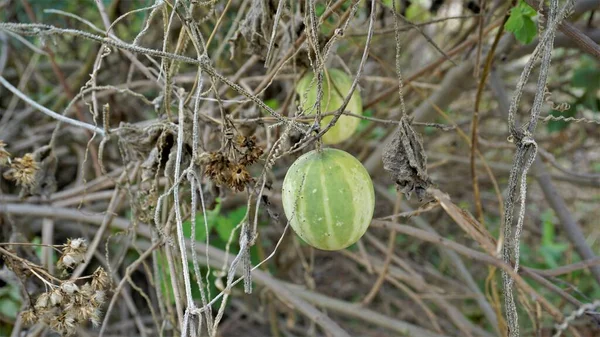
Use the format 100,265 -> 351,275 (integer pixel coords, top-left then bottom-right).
382,117 -> 431,201
35,292 -> 50,309
61,281 -> 79,294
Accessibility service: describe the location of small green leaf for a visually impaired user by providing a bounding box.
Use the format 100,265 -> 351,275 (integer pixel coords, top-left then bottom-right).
513,16 -> 537,44
505,0 -> 537,44
505,11 -> 525,32
519,1 -> 536,17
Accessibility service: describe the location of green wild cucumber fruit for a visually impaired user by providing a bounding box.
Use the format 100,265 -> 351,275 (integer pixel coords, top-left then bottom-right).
296,69 -> 363,144
282,148 -> 375,250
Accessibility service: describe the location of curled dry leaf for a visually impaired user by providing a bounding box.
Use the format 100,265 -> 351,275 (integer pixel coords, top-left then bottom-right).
236,0 -> 276,57
113,122 -> 173,161
382,117 -> 431,201
29,144 -> 58,197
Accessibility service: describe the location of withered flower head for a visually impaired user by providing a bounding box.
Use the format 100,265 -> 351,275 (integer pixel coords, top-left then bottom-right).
91,290 -> 106,307
68,238 -> 87,251
5,153 -> 38,187
80,283 -> 94,297
20,308 -> 37,326
74,303 -> 95,321
59,238 -> 88,270
0,140 -> 10,167
92,267 -> 110,290
205,152 -> 232,185
49,313 -> 76,336
90,308 -> 102,327
236,135 -> 263,165
228,164 -> 251,192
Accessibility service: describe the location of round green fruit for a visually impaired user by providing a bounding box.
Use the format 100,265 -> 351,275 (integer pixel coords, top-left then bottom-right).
281,148 -> 375,251
296,68 -> 362,144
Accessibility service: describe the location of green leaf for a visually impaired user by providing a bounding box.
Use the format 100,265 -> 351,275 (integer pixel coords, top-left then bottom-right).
382,0 -> 402,10
541,212 -> 556,246
0,299 -> 19,319
0,283 -> 21,319
505,0 -> 537,44
183,199 -> 222,242
571,66 -> 600,90
315,3 -> 326,16
539,212 -> 569,268
356,109 -> 373,133
513,16 -> 537,44
505,10 -> 525,32
264,98 -> 280,110
215,206 -> 247,242
519,0 -> 536,17
582,92 -> 600,112
405,3 -> 430,22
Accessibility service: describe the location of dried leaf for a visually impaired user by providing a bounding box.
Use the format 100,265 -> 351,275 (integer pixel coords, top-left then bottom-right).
236,0 -> 277,57
27,145 -> 57,198
382,117 -> 430,200
114,122 -> 171,160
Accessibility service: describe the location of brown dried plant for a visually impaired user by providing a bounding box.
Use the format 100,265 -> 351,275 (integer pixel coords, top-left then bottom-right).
0,239 -> 109,336
202,134 -> 264,192
3,153 -> 39,187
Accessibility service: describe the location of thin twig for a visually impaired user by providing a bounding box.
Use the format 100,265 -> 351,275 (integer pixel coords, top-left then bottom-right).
0,76 -> 106,136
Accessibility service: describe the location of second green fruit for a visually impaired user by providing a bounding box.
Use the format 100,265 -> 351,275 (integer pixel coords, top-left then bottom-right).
296,69 -> 363,144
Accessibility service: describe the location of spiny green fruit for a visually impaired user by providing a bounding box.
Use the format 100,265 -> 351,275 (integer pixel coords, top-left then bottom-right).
296,69 -> 362,144
281,148 -> 375,250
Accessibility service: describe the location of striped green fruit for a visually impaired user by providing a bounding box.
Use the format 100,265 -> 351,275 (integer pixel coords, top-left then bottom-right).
281,148 -> 375,250
296,68 -> 362,144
